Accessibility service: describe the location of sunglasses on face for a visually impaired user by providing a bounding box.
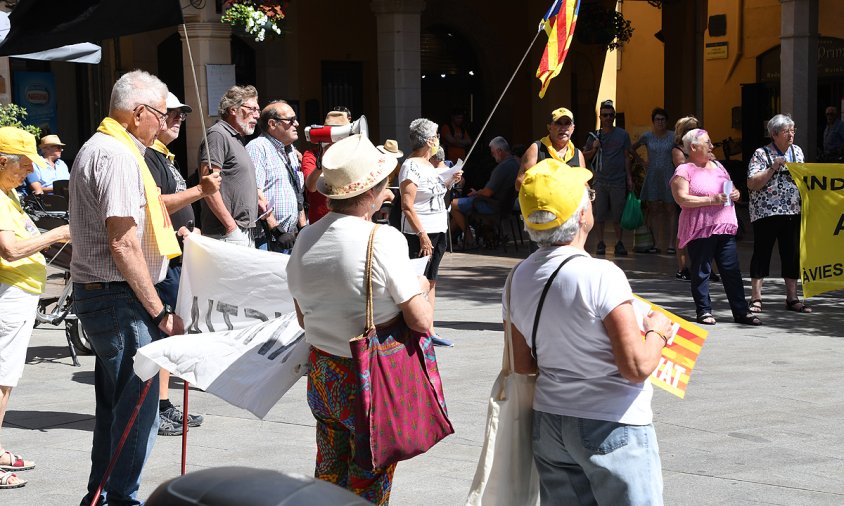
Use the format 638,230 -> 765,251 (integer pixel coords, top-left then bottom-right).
600,113 -> 615,118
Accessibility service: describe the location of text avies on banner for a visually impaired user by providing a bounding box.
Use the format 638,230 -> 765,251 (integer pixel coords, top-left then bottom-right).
787,163 -> 844,298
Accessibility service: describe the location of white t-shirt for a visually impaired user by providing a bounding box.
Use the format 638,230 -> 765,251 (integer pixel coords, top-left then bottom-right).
399,159 -> 448,234
286,213 -> 422,358
503,245 -> 653,425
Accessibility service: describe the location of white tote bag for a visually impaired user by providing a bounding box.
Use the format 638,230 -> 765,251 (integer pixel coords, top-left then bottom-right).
466,267 -> 540,506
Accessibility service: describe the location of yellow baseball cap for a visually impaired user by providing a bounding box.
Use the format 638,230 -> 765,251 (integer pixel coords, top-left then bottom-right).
519,159 -> 593,231
551,107 -> 574,123
0,127 -> 47,166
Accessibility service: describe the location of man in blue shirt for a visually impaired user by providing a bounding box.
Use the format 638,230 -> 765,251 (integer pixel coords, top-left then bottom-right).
27,134 -> 70,195
247,100 -> 304,252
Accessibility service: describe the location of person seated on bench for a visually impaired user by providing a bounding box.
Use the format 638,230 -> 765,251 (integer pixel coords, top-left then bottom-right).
26,135 -> 69,195
449,136 -> 518,247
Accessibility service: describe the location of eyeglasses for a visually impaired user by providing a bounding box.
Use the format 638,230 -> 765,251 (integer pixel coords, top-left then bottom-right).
140,104 -> 167,124
588,188 -> 596,201
241,104 -> 261,115
167,110 -> 187,122
781,128 -> 796,134
600,113 -> 615,118
275,116 -> 297,126
654,117 -> 667,122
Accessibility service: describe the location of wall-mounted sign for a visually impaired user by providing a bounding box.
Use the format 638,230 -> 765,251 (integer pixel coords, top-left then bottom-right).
705,41 -> 729,60
758,37 -> 844,82
13,71 -> 57,134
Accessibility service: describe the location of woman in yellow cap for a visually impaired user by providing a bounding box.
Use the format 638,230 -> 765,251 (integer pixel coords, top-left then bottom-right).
0,127 -> 70,489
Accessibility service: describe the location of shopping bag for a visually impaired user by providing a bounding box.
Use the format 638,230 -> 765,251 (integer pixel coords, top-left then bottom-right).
350,226 -> 453,470
466,266 -> 540,506
620,191 -> 644,230
633,225 -> 655,253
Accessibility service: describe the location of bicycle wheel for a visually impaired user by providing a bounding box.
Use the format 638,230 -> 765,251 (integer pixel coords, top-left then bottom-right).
66,318 -> 93,355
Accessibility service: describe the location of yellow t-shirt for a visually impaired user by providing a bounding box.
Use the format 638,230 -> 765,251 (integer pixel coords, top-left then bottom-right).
0,190 -> 46,294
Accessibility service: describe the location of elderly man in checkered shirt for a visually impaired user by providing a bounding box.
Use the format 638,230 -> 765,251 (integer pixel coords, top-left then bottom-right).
247,100 -> 305,252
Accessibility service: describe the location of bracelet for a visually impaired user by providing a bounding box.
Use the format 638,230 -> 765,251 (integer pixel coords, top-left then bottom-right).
646,329 -> 669,347
416,231 -> 426,237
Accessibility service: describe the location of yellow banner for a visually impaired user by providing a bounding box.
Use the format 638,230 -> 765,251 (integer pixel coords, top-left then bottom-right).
787,163 -> 844,298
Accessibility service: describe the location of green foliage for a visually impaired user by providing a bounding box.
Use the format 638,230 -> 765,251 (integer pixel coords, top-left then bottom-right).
0,103 -> 41,138
575,5 -> 635,51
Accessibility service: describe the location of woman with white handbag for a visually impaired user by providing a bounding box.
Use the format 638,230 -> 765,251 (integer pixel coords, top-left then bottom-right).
473,159 -> 673,505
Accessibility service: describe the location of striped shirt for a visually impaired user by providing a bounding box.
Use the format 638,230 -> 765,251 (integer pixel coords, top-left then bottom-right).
69,131 -> 168,283
247,133 -> 303,233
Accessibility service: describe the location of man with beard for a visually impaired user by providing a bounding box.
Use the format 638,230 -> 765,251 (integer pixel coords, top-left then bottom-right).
198,85 -> 260,247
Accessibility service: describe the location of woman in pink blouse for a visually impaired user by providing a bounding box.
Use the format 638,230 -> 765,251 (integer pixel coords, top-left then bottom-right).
670,129 -> 761,326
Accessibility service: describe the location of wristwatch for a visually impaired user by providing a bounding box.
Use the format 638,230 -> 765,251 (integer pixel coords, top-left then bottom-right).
153,304 -> 175,325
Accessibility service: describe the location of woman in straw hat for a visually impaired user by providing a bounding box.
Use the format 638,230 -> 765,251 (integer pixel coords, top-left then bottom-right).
0,127 -> 71,489
286,134 -> 433,504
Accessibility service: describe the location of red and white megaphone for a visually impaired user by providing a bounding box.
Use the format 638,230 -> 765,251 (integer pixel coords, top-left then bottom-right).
305,115 -> 368,144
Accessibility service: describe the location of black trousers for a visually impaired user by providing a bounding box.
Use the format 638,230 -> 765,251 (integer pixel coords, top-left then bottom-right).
749,214 -> 801,280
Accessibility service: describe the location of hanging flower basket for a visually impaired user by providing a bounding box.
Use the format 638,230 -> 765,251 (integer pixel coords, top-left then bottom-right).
221,0 -> 289,42
575,4 -> 634,51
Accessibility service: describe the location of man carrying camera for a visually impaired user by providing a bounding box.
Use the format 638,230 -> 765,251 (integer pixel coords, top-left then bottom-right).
247,100 -> 305,252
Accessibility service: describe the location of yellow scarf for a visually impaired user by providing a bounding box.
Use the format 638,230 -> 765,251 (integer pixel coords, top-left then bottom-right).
540,136 -> 576,164
151,139 -> 175,162
97,117 -> 181,259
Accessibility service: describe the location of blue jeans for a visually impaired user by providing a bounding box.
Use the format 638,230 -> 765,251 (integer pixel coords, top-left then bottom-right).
532,411 -> 663,506
74,282 -> 160,506
686,234 -> 750,318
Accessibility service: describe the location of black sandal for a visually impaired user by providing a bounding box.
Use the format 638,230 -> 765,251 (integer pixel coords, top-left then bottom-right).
786,299 -> 812,313
696,313 -> 716,325
749,299 -> 763,313
734,313 -> 763,326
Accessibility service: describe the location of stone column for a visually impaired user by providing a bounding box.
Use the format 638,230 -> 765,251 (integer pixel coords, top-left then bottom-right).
370,0 -> 426,146
780,0 -> 818,160
179,22 -> 232,174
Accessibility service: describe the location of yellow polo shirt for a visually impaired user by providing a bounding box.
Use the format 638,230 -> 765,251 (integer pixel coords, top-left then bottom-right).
0,190 -> 46,294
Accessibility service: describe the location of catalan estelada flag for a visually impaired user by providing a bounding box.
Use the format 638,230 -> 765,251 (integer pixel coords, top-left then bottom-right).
536,0 -> 580,98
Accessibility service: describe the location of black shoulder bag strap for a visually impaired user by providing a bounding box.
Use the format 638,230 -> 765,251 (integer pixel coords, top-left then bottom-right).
530,254 -> 585,358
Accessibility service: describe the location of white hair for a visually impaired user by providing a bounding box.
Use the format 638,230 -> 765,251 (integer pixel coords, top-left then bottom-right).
489,136 -> 510,153
409,118 -> 438,150
682,128 -> 709,153
109,70 -> 168,113
525,189 -> 589,246
767,114 -> 794,137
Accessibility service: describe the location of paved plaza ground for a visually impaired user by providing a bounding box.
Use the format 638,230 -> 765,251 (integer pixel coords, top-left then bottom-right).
5,236 -> 844,505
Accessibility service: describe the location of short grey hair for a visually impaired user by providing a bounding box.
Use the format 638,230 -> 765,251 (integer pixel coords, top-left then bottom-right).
489,136 -> 510,153
431,146 -> 445,163
682,128 -> 709,153
219,85 -> 258,118
767,114 -> 794,137
525,189 -> 589,247
258,99 -> 289,131
109,70 -> 168,113
409,118 -> 438,151
0,153 -> 22,165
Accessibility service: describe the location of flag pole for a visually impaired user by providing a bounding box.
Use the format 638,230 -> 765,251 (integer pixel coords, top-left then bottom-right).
181,23 -> 214,173
462,25 -> 544,165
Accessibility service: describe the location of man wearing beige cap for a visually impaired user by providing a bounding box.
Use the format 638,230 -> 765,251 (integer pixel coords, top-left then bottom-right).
301,110 -> 351,224
26,134 -> 69,195
517,107 -> 586,190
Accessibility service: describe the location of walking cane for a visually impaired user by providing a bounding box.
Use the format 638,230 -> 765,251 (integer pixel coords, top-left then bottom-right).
181,380 -> 189,475
90,378 -> 154,506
